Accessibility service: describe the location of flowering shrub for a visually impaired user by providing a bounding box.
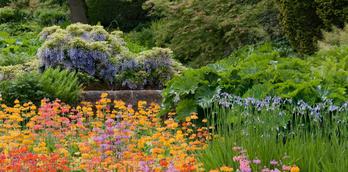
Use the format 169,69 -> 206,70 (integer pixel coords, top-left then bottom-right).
37,23 -> 184,89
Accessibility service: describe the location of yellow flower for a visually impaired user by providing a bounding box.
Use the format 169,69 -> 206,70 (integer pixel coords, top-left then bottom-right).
290,166 -> 300,172
14,99 -> 20,104
185,116 -> 191,122
209,170 -> 219,172
190,113 -> 199,119
58,148 -> 69,157
152,148 -> 165,154
81,153 -> 90,159
101,92 -> 108,98
220,166 -> 233,172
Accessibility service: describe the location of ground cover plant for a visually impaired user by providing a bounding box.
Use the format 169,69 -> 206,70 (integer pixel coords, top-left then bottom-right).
0,29 -> 40,66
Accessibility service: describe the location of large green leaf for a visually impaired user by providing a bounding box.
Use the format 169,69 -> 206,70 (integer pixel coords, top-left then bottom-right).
175,99 -> 197,120
195,85 -> 220,109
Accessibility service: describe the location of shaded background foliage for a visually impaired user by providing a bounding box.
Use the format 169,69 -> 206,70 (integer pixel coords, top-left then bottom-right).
86,0 -> 150,31
276,0 -> 348,55
142,0 -> 285,67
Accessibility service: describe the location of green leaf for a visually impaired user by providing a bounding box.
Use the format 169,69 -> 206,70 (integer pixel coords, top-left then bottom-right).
175,99 -> 197,120
195,85 -> 220,109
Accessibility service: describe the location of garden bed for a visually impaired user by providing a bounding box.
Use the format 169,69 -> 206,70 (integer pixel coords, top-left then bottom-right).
81,90 -> 162,104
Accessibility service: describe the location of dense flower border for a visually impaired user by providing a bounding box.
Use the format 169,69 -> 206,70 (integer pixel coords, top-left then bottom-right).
0,94 -> 299,171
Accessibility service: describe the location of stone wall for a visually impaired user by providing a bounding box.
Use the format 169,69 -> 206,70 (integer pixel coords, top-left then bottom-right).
81,90 -> 162,105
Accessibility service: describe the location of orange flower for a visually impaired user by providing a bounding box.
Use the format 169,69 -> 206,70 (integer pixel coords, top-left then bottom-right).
160,159 -> 169,167
290,166 -> 300,172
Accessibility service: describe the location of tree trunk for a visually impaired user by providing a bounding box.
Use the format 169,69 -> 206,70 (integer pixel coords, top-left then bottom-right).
68,0 -> 88,23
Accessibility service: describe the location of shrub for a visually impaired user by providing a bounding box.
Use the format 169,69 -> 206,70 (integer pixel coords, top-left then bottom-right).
0,0 -> 10,7
86,0 -> 150,31
34,8 -> 69,26
37,24 -> 136,84
315,0 -> 347,29
37,23 -> 183,90
1,6 -> 31,23
39,68 -> 82,104
39,0 -> 66,6
275,0 -> 348,54
124,32 -> 152,53
319,24 -> 348,49
0,53 -> 28,66
0,59 -> 39,80
0,31 -> 39,66
0,72 -> 50,105
143,0 -> 284,66
0,21 -> 41,34
124,20 -> 165,50
0,68 -> 82,105
161,43 -> 348,117
276,0 -> 324,55
0,7 -> 22,23
8,0 -> 29,9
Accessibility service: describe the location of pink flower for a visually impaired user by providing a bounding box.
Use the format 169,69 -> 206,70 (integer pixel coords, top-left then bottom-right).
232,146 -> 242,152
261,167 -> 271,172
253,159 -> 261,164
270,160 -> 278,165
233,156 -> 241,162
240,159 -> 251,172
33,125 -> 42,130
282,165 -> 291,171
271,168 -> 281,172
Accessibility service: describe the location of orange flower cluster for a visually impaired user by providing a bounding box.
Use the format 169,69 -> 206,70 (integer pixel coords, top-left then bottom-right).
0,93 -> 209,171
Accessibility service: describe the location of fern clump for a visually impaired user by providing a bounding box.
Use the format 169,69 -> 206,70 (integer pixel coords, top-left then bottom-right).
0,68 -> 81,105
38,23 -> 183,89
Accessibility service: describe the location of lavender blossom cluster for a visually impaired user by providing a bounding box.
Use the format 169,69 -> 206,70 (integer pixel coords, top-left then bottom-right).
37,23 -> 183,89
113,48 -> 178,89
213,91 -> 348,116
93,118 -> 131,159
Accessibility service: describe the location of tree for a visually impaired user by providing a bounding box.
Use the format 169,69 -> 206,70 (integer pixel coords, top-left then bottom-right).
144,0 -> 283,67
276,0 -> 348,55
86,0 -> 150,31
68,0 -> 88,23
